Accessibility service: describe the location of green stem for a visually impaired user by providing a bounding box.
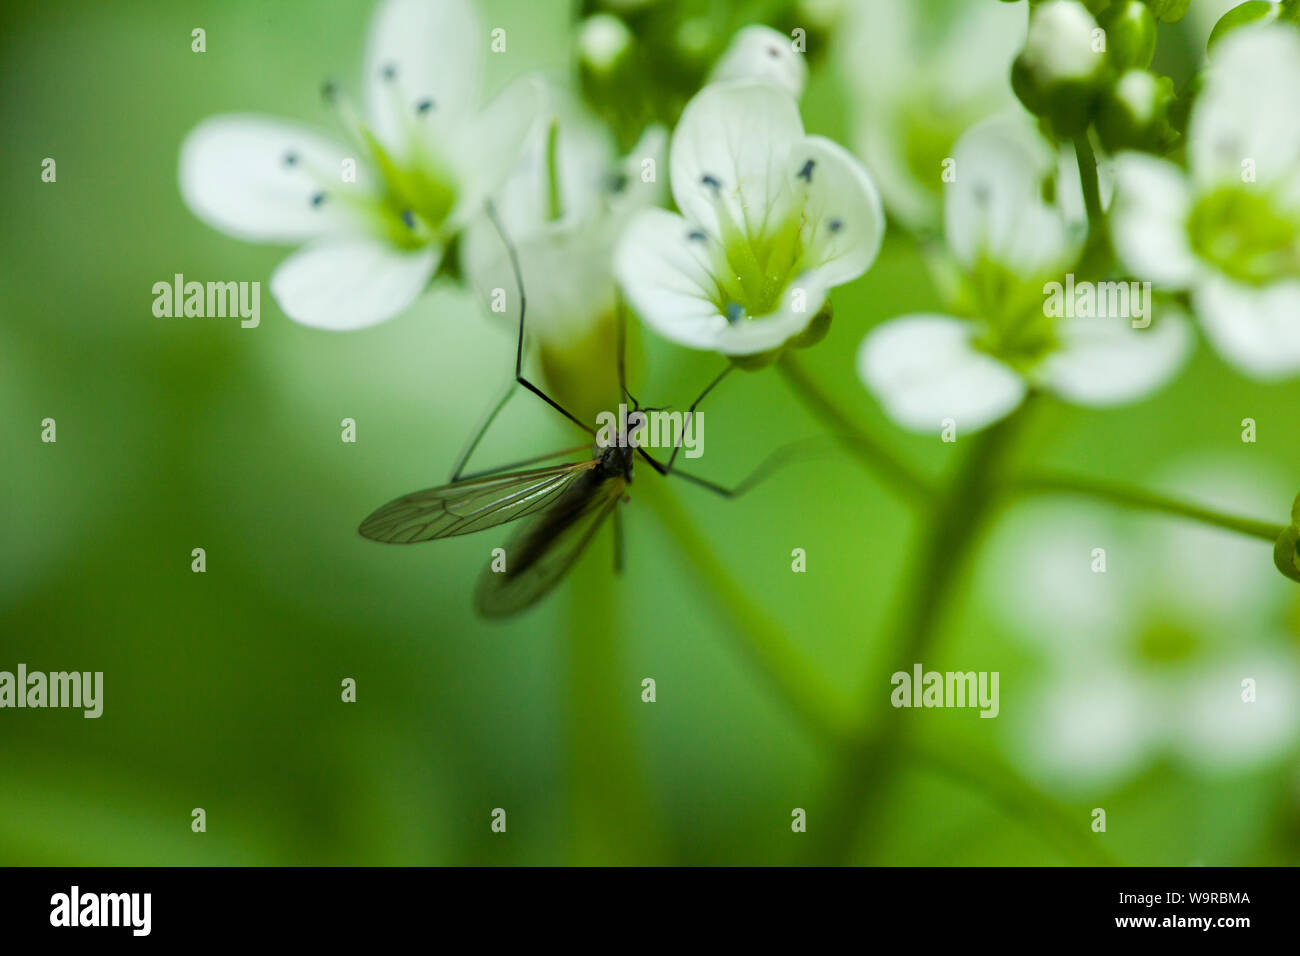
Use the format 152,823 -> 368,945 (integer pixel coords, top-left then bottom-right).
640,478 -> 857,747
545,117 -> 563,223
567,545 -> 658,863
1074,133 -> 1103,241
777,353 -> 934,504
910,739 -> 1120,866
645,448 -> 1113,865
812,407 -> 1030,864
1013,472 -> 1286,542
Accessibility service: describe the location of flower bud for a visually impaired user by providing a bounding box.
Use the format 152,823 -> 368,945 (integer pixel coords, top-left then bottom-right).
1012,1 -> 1110,135
1096,68 -> 1177,152
1099,0 -> 1157,70
1273,493 -> 1300,583
1142,0 -> 1190,25
577,14 -> 635,76
1207,0 -> 1298,52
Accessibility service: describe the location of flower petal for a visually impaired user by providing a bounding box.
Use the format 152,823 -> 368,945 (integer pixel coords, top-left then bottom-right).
1109,153 -> 1198,288
1173,651 -> 1300,772
614,207 -> 821,355
858,314 -> 1026,433
447,76 -> 544,228
708,25 -> 807,100
468,219 -> 617,346
944,114 -> 1071,276
1190,24 -> 1300,197
795,135 -> 885,288
668,81 -> 804,241
1018,670 -> 1156,788
845,0 -> 1024,231
363,0 -> 484,157
269,237 -> 439,331
179,115 -> 367,243
1038,305 -> 1193,406
1195,274 -> 1300,379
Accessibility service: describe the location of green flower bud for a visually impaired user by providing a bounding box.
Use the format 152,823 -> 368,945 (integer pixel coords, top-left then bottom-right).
577,13 -> 635,75
1099,0 -> 1157,69
1142,0 -> 1190,24
1096,69 -> 1177,152
1012,1 -> 1110,135
1207,0 -> 1300,52
1272,493 -> 1300,583
1275,527 -> 1300,582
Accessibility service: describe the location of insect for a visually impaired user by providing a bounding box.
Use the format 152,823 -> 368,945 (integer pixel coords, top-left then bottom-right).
358,203 -> 788,618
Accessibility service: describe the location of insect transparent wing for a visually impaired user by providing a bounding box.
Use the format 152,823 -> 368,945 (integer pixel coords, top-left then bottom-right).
473,473 -> 625,618
358,460 -> 599,544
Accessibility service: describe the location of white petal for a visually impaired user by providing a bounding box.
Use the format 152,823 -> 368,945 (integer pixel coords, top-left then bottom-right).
844,0 -> 1023,232
795,136 -> 885,288
447,76 -> 543,228
982,501 -> 1132,656
708,25 -> 807,100
179,115 -> 367,243
945,113 -> 1071,276
467,219 -> 616,347
668,81 -> 804,241
363,0 -> 484,157
1190,25 -> 1300,196
1195,274 -> 1300,379
615,208 -> 724,350
269,237 -> 438,331
1109,153 -> 1199,287
614,208 -> 820,355
1144,460 -> 1293,624
1039,305 -> 1193,406
1173,652 -> 1300,772
857,314 -> 1026,433
1017,671 -> 1156,789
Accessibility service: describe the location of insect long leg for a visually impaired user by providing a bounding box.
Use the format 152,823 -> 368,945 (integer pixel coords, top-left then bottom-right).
637,437 -> 825,499
448,378 -> 517,482
485,200 -> 595,436
661,364 -> 733,475
612,505 -> 625,575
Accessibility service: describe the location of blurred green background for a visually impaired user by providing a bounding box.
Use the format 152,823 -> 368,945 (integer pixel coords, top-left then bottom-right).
2,0 -> 1298,866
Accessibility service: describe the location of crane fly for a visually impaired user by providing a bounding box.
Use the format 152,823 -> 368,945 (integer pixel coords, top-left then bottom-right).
359,202 -> 784,618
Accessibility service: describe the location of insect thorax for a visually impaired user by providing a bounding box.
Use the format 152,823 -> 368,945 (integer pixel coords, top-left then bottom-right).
597,443 -> 635,481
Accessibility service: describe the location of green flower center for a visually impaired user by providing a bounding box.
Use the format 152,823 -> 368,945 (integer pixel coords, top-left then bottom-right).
1187,185 -> 1300,285
362,129 -> 457,250
1133,618 -> 1200,666
704,194 -> 809,320
967,258 -> 1059,371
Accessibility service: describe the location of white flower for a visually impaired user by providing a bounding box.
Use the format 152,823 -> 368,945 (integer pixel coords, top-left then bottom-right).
180,0 -> 538,331
614,81 -> 884,357
461,83 -> 666,347
1110,24 -> 1300,378
843,0 -> 1025,231
1019,0 -> 1105,86
707,25 -> 807,100
859,113 -> 1191,434
983,464 -> 1300,791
